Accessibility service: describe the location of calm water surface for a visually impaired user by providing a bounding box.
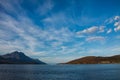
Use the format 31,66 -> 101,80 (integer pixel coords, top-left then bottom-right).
0,64 -> 120,80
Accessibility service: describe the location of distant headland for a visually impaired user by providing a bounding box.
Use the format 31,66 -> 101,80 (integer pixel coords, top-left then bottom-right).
64,55 -> 120,64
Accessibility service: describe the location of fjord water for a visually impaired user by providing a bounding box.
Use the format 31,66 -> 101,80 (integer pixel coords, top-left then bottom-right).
0,64 -> 120,80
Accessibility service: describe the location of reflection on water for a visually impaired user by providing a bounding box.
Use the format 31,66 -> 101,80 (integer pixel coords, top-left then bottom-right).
0,64 -> 120,80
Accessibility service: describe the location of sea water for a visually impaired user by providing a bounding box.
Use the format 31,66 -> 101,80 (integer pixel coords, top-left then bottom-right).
0,64 -> 120,80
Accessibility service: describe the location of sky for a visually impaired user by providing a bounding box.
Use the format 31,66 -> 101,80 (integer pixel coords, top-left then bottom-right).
0,0 -> 120,64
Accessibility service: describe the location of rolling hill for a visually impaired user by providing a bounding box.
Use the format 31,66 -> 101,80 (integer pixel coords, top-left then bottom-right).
65,55 -> 120,64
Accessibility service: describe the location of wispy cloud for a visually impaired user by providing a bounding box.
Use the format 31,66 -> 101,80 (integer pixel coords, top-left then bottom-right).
0,9 -> 76,61
105,15 -> 120,32
77,26 -> 99,34
86,36 -> 105,42
36,0 -> 54,15
0,13 -> 44,55
77,26 -> 105,35
114,16 -> 120,32
107,29 -> 112,34
114,24 -> 120,32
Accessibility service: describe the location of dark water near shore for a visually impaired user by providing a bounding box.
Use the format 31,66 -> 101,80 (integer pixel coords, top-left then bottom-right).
0,64 -> 120,80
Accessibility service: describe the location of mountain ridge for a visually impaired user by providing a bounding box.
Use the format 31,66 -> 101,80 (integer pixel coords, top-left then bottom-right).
0,51 -> 46,64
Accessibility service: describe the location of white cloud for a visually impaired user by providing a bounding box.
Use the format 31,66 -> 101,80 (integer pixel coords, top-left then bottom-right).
105,18 -> 114,24
99,26 -> 105,33
114,20 -> 120,32
105,15 -> 120,32
44,27 -> 74,42
42,13 -> 68,27
114,21 -> 120,32
77,26 -> 105,35
114,16 -> 120,20
114,22 -> 119,26
84,26 -> 98,33
114,26 -> 120,32
37,0 -> 54,15
77,26 -> 98,35
81,26 -> 98,34
107,29 -> 112,34
86,36 -> 105,42
105,16 -> 120,24
0,0 -> 23,15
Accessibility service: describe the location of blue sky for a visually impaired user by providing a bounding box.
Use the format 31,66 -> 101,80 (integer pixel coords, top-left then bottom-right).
0,0 -> 120,63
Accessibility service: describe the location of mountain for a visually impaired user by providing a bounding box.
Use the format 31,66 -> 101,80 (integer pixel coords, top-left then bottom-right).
0,51 -> 46,64
65,55 -> 120,64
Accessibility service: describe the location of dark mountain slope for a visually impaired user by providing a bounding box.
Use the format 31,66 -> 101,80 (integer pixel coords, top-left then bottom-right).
0,51 -> 46,64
